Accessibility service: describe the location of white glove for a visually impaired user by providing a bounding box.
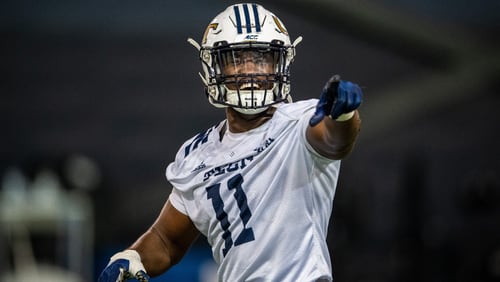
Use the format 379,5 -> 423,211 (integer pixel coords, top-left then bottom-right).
98,250 -> 150,282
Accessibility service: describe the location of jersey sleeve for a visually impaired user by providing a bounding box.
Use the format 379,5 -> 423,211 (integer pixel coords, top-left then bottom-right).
165,138 -> 196,215
168,187 -> 188,215
165,125 -> 219,216
299,113 -> 332,160
165,129 -> 209,192
282,99 -> 337,161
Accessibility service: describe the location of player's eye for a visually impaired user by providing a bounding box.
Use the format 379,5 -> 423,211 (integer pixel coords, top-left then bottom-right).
221,50 -> 259,64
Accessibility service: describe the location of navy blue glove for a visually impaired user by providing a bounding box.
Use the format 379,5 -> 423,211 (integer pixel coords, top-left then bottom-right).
98,250 -> 150,282
309,75 -> 363,126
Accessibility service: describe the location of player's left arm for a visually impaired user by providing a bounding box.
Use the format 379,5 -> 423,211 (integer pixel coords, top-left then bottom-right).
98,200 -> 199,282
306,75 -> 363,160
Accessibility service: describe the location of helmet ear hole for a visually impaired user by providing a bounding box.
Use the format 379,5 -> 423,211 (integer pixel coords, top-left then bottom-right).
214,41 -> 228,47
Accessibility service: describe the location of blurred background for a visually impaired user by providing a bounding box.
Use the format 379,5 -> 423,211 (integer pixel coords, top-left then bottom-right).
1,0 -> 499,281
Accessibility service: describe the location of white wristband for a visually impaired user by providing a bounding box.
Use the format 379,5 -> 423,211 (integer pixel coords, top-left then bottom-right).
109,249 -> 147,278
334,111 -> 355,122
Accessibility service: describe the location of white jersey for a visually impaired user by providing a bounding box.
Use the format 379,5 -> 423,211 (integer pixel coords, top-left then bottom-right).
166,99 -> 341,282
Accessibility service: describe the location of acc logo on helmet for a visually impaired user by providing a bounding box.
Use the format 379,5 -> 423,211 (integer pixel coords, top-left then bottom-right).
244,34 -> 258,40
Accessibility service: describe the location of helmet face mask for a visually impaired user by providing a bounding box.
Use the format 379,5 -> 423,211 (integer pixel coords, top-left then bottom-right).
189,3 -> 301,114
208,41 -> 290,113
218,47 -> 279,91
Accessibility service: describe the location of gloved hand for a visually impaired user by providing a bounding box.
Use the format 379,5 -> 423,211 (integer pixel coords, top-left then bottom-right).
309,75 -> 363,126
98,250 -> 150,282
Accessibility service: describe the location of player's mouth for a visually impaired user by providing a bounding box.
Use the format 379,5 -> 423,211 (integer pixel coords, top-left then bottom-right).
239,82 -> 261,91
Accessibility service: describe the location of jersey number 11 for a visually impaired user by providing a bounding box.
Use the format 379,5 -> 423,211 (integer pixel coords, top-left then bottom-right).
206,173 -> 255,257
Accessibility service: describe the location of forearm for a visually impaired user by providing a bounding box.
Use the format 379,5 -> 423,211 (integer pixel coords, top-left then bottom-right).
128,200 -> 200,277
128,227 -> 173,277
307,110 -> 361,160
99,200 -> 199,281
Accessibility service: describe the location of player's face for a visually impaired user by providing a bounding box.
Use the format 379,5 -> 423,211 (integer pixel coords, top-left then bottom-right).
220,50 -> 277,90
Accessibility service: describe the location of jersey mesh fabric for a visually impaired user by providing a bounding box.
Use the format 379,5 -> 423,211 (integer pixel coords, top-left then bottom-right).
167,99 -> 340,282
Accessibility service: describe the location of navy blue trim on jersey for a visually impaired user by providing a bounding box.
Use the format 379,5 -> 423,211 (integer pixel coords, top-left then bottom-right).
233,6 -> 243,34
184,128 -> 212,157
242,4 -> 252,33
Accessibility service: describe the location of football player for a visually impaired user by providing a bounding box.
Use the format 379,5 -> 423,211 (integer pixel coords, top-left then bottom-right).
99,3 -> 362,282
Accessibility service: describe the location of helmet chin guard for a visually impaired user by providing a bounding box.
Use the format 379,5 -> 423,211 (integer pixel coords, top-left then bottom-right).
188,3 -> 302,114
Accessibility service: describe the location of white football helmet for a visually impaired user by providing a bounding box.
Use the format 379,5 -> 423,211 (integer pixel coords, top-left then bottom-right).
188,3 -> 302,114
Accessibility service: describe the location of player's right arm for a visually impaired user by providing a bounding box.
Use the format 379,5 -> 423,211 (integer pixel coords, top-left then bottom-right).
98,199 -> 200,281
